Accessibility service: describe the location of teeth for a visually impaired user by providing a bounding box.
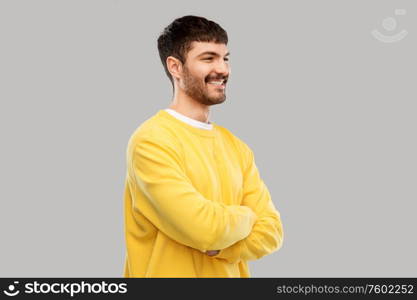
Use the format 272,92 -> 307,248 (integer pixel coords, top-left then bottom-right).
208,81 -> 223,85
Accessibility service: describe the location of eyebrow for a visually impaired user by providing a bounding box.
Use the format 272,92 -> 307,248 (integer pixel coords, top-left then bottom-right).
197,51 -> 230,58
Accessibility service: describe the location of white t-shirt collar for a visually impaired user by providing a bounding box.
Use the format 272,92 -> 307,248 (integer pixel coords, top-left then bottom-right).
164,108 -> 213,130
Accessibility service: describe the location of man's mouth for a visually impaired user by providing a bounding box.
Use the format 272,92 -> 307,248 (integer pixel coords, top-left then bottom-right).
206,78 -> 227,89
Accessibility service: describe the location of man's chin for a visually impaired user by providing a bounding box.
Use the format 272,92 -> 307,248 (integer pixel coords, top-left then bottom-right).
188,91 -> 226,106
207,91 -> 227,105
206,96 -> 226,106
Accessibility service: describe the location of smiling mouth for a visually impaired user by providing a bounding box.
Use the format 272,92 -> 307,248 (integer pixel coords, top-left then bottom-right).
206,78 -> 227,89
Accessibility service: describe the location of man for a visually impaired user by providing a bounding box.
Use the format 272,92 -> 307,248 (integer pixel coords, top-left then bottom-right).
123,15 -> 284,277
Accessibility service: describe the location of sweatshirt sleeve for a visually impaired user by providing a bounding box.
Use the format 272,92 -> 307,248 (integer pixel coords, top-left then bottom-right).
128,134 -> 257,253
214,144 -> 284,263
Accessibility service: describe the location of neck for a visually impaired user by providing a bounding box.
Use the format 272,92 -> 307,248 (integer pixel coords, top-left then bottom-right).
168,88 -> 210,123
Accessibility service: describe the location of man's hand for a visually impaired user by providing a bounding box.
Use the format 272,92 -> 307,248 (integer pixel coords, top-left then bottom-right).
205,250 -> 220,256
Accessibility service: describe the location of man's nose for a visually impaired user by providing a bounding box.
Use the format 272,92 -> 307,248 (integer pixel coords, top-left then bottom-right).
214,60 -> 229,75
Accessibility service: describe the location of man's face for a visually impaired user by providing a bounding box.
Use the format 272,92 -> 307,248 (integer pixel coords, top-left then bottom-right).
179,41 -> 230,106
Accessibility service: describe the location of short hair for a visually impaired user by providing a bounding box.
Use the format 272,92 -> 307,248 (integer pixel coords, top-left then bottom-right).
157,15 -> 228,86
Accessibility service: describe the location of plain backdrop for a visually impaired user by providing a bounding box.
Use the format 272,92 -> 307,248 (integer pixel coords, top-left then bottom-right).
0,0 -> 416,277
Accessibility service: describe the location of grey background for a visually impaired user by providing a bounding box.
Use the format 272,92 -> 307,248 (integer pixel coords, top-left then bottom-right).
0,0 -> 415,277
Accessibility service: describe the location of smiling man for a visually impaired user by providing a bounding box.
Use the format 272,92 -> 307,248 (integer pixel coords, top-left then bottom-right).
123,15 -> 284,277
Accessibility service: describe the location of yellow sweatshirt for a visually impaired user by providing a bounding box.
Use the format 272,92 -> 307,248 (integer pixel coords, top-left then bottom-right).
123,109 -> 284,277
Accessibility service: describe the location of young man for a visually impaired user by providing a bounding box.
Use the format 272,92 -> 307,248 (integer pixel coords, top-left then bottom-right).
123,15 -> 284,277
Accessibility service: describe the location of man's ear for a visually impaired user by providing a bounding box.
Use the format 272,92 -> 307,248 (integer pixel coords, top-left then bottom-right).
166,56 -> 183,82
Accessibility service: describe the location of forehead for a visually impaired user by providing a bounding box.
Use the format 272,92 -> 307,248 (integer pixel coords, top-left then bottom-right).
187,41 -> 229,58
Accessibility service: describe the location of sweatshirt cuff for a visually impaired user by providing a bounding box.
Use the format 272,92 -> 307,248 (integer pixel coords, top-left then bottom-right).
215,240 -> 244,264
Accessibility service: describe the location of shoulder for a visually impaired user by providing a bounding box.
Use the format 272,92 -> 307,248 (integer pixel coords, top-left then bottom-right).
214,124 -> 254,166
126,113 -> 182,158
215,124 -> 251,151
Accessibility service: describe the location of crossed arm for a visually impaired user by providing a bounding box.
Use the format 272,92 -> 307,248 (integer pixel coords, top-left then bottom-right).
130,134 -> 257,252
130,133 -> 283,261
208,144 -> 284,262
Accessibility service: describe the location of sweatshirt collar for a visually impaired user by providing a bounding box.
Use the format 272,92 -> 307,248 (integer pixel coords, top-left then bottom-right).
158,110 -> 217,138
164,108 -> 213,130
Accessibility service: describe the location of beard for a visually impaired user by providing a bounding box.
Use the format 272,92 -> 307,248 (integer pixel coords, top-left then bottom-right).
182,66 -> 227,106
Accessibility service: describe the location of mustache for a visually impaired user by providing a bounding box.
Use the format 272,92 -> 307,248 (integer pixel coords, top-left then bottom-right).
205,76 -> 228,82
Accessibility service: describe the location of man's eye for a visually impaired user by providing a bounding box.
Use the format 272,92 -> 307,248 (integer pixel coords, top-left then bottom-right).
224,58 -> 229,62
203,57 -> 213,61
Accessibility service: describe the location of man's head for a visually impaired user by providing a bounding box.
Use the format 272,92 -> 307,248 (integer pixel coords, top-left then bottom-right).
157,15 -> 230,106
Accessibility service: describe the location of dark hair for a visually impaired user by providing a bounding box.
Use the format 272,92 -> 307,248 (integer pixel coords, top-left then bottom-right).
157,15 -> 228,86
